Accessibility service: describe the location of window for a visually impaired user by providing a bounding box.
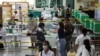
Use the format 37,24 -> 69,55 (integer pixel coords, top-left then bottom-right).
36,0 -> 63,8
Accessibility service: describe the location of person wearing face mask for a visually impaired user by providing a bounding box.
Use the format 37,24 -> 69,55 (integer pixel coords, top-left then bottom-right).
39,40 -> 54,56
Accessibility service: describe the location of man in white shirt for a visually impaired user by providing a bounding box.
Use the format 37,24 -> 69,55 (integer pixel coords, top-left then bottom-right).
41,8 -> 52,20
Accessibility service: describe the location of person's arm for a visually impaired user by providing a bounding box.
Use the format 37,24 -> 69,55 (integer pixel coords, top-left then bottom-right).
75,37 -> 79,52
52,52 -> 55,56
39,52 -> 41,56
74,44 -> 78,52
91,45 -> 95,56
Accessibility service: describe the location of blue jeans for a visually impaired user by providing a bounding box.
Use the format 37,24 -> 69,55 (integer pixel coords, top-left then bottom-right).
59,38 -> 66,56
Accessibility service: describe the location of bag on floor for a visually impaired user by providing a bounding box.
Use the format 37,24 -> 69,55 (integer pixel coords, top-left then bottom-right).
0,43 -> 4,49
67,50 -> 76,56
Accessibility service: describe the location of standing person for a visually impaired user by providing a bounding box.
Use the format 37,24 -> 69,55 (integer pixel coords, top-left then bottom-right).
39,40 -> 54,56
66,5 -> 71,18
67,4 -> 71,10
79,6 -> 83,11
52,14 -> 59,21
37,23 -> 46,51
64,18 -> 74,52
61,6 -> 66,18
0,24 -> 6,49
81,39 -> 95,56
75,28 -> 91,56
66,8 -> 71,18
28,14 -> 37,48
13,10 -> 19,21
58,22 -> 66,56
58,7 -> 62,17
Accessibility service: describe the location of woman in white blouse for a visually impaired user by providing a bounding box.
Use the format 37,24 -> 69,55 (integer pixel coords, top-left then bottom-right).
39,40 -> 54,56
82,39 -> 95,56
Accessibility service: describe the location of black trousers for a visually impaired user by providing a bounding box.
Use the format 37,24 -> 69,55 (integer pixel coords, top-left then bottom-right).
35,41 -> 43,52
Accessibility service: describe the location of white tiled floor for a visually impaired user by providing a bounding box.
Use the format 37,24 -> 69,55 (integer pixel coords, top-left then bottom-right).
0,49 -> 36,56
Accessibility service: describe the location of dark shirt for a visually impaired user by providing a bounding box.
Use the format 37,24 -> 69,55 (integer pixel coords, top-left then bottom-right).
37,28 -> 45,41
58,28 -> 65,39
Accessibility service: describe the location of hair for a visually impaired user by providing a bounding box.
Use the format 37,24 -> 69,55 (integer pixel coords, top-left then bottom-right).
38,23 -> 45,28
80,6 -> 82,7
55,13 -> 58,17
39,17 -> 43,22
59,22 -> 64,29
82,28 -> 88,36
14,11 -> 17,14
84,39 -> 91,52
43,40 -> 52,50
61,19 -> 64,22
28,14 -> 33,18
0,24 -> 3,28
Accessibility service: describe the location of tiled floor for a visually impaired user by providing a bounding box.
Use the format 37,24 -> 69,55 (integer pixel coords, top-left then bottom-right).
0,21 -> 99,56
0,49 -> 36,56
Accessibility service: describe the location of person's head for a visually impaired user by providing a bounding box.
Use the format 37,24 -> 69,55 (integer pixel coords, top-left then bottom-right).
61,6 -> 64,9
59,22 -> 64,29
14,11 -> 17,14
84,39 -> 91,52
28,14 -> 33,18
66,8 -> 70,11
0,24 -> 3,29
68,4 -> 71,8
38,23 -> 45,29
39,17 -> 44,22
55,13 -> 58,17
82,28 -> 88,36
43,40 -> 52,51
80,6 -> 82,8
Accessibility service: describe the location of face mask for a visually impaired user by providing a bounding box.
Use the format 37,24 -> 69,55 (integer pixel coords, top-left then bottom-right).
43,46 -> 48,50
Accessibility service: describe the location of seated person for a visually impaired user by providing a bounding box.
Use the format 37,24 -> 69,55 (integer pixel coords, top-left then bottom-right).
52,14 -> 59,21
39,40 -> 54,56
41,8 -> 52,20
13,11 -> 19,21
